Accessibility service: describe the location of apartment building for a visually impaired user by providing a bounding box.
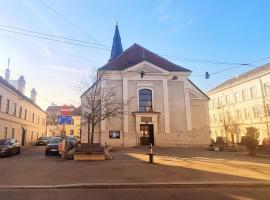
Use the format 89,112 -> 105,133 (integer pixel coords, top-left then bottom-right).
207,63 -> 270,143
0,72 -> 47,145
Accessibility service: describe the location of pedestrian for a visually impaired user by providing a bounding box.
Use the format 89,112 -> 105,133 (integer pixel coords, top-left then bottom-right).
58,138 -> 66,159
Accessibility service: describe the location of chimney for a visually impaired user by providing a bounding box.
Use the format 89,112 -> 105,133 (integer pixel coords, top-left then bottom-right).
18,76 -> 25,94
31,88 -> 37,103
5,68 -> 10,81
5,58 -> 10,81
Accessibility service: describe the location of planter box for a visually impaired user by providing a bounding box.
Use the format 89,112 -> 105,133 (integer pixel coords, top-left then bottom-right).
74,153 -> 105,161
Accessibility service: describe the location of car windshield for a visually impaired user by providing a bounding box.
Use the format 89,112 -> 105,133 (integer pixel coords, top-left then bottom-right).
38,137 -> 47,140
0,139 -> 10,145
49,138 -> 61,144
66,137 -> 76,142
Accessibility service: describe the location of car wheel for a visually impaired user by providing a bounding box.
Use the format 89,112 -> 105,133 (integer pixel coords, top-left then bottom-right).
45,151 -> 50,156
16,148 -> 20,155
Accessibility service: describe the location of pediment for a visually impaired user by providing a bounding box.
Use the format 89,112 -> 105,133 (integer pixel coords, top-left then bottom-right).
124,61 -> 169,74
189,89 -> 206,99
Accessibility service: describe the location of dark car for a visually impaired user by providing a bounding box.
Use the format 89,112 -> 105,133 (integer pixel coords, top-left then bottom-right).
0,138 -> 20,157
36,136 -> 50,146
45,137 -> 61,156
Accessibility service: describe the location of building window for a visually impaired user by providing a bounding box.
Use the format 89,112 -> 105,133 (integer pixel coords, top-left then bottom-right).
253,106 -> 260,118
109,131 -> 120,139
236,109 -> 242,120
266,104 -> 270,117
234,92 -> 241,103
0,95 -> 2,110
265,82 -> 270,96
218,97 -> 223,107
242,89 -> 249,101
244,108 -> 250,119
139,89 -> 152,112
250,87 -> 257,99
6,99 -> 10,114
11,128 -> 15,138
70,129 -> 74,135
32,113 -> 35,123
225,95 -> 230,105
4,127 -> 8,139
24,109 -> 27,120
19,106 -> 22,118
31,131 -> 33,141
13,103 -> 17,116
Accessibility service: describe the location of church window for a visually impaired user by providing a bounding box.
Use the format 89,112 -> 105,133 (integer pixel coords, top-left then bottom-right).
139,89 -> 152,112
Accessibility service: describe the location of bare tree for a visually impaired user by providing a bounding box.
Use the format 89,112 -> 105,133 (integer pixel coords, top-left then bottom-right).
81,74 -> 129,143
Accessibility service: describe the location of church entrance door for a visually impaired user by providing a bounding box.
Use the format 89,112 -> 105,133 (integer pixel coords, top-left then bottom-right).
140,124 -> 154,146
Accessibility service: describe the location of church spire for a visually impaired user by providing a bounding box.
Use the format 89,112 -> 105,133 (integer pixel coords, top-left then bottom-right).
109,22 -> 123,61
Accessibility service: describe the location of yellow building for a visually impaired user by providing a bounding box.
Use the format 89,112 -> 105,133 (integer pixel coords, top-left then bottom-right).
46,105 -> 81,137
0,70 -> 47,146
63,107 -> 81,137
207,63 -> 270,143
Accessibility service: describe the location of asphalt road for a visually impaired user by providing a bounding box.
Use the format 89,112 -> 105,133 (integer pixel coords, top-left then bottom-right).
1,187 -> 270,200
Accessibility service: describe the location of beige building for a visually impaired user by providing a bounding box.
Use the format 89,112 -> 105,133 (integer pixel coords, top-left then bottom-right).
0,69 -> 47,145
81,25 -> 210,147
207,63 -> 270,143
46,105 -> 81,137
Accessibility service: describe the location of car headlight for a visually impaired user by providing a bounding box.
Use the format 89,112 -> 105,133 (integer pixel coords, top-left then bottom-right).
1,148 -> 8,151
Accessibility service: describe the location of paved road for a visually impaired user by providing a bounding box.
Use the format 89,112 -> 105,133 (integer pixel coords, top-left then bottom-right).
0,187 -> 270,200
0,146 -> 270,185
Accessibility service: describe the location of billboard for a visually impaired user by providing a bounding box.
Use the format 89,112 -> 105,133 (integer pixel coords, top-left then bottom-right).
58,116 -> 72,125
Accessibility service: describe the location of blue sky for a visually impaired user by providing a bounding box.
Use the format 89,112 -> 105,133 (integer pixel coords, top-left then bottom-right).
0,0 -> 270,109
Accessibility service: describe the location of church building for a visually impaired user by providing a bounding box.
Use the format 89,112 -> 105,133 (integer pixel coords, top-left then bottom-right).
81,24 -> 210,147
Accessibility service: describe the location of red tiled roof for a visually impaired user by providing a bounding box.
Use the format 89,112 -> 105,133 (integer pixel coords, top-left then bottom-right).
46,105 -> 76,112
99,43 -> 191,72
70,106 -> 81,116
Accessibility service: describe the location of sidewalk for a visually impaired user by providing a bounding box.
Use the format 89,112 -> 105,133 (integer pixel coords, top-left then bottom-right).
0,146 -> 270,187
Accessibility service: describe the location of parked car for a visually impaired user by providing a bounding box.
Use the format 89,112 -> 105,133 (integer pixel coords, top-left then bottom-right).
0,138 -> 20,157
36,136 -> 50,146
45,137 -> 62,156
259,137 -> 270,152
65,136 -> 78,150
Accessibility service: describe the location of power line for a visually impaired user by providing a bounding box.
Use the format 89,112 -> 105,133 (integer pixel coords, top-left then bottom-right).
0,24 -> 109,47
2,24 -> 268,68
37,0 -> 105,45
0,33 -> 95,64
1,25 -> 270,77
0,27 -> 110,51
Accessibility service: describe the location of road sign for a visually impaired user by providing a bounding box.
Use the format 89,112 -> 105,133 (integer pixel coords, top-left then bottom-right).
58,116 -> 72,125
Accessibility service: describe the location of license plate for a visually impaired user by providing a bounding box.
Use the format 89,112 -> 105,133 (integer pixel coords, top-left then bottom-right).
50,149 -> 58,152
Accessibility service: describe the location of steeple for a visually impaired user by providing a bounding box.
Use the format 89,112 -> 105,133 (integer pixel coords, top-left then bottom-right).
109,22 -> 123,61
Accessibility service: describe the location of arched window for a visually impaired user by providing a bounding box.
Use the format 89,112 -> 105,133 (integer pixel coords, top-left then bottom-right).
139,89 -> 152,112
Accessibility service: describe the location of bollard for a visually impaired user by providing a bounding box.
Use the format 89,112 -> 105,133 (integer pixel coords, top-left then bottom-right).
148,143 -> 154,163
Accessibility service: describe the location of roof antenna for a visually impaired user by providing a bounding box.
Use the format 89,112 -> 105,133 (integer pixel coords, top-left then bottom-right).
7,58 -> 10,69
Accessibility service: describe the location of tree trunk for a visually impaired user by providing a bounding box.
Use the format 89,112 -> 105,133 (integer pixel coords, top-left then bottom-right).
90,124 -> 95,143
87,119 -> 90,143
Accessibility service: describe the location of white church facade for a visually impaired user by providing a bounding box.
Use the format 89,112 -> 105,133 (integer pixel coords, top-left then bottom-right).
81,25 -> 210,147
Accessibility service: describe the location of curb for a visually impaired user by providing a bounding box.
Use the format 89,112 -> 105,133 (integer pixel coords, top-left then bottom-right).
1,181 -> 270,189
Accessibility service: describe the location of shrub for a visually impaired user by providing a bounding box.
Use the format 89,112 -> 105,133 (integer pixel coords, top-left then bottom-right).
245,127 -> 259,156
